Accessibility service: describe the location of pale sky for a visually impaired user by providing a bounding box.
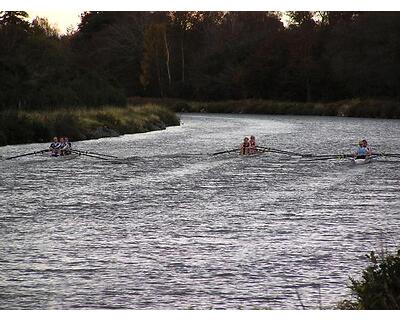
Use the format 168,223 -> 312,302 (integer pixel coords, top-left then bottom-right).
28,11 -> 83,34
28,11 -> 288,35
24,0 -> 400,35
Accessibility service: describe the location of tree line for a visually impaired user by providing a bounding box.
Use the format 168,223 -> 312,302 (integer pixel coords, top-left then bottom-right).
1,11 -> 400,111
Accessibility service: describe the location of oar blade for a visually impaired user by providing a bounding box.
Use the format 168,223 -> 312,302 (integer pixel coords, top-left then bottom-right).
212,148 -> 240,156
372,152 -> 400,158
71,150 -> 111,160
5,149 -> 48,160
257,146 -> 304,157
72,149 -> 118,159
303,153 -> 354,159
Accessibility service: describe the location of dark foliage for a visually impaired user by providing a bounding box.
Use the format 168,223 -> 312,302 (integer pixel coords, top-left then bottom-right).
0,105 -> 179,146
1,11 -> 400,111
0,11 -> 126,110
338,249 -> 400,310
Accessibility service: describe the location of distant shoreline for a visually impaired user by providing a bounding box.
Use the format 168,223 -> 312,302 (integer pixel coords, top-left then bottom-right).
128,97 -> 400,120
2,97 -> 399,147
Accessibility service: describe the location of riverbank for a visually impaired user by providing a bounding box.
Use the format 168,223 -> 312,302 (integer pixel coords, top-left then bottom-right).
0,105 -> 180,146
128,97 -> 400,119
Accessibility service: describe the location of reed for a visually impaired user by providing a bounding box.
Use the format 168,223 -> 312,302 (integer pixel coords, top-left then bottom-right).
0,105 -> 180,146
128,97 -> 400,119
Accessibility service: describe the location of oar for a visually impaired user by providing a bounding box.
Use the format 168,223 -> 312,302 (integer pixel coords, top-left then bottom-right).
72,149 -> 118,159
306,153 -> 354,159
259,146 -> 306,157
301,157 -> 340,162
257,146 -> 305,157
5,149 -> 49,160
375,159 -> 400,163
372,152 -> 400,158
212,148 -> 240,156
71,150 -> 112,160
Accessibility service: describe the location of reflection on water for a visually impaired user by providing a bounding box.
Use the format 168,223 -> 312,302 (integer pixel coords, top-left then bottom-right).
1,114 -> 400,309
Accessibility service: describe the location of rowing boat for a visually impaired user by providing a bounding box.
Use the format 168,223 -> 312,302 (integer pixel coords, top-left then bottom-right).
39,153 -> 79,161
351,156 -> 373,165
240,150 -> 265,157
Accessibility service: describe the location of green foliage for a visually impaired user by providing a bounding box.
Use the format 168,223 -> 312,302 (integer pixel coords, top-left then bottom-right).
139,104 -> 180,126
0,111 -> 34,145
128,97 -> 400,119
0,105 -> 179,146
338,249 -> 400,310
0,11 -> 127,111
95,111 -> 121,128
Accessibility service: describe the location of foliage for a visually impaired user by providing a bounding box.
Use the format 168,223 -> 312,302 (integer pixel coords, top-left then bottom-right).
0,105 -> 179,146
128,97 -> 400,119
1,11 -> 400,111
0,11 -> 126,110
338,249 -> 400,310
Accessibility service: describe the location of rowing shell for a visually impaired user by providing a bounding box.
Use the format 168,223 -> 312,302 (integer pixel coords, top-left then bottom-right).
240,150 -> 265,157
351,156 -> 373,165
39,153 -> 79,161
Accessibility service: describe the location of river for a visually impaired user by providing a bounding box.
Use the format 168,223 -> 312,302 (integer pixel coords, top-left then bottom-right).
1,113 -> 400,309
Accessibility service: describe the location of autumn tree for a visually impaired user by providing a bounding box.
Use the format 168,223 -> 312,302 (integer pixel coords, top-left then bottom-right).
140,20 -> 173,97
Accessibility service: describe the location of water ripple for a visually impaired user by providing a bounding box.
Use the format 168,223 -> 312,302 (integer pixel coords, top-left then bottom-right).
1,114 -> 400,309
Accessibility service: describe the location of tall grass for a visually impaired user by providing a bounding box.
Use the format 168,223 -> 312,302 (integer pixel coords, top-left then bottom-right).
128,97 -> 400,119
0,105 -> 180,146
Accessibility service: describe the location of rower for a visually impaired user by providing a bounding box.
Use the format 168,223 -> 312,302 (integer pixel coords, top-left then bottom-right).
59,137 -> 66,156
354,140 -> 367,159
63,137 -> 72,155
249,135 -> 257,154
362,139 -> 372,156
49,137 -> 60,157
240,137 -> 250,155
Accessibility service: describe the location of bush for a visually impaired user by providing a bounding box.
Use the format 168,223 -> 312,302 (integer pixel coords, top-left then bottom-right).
174,102 -> 192,112
0,111 -> 35,144
0,130 -> 7,145
338,249 -> 400,309
95,111 -> 122,128
0,105 -> 180,146
30,119 -> 50,142
128,97 -> 400,119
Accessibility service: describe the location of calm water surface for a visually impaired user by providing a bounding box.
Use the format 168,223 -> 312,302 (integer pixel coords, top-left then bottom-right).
1,113 -> 400,309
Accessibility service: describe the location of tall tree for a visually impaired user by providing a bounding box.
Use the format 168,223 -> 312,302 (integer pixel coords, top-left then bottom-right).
72,11 -> 147,96
286,11 -> 319,101
140,22 -> 172,97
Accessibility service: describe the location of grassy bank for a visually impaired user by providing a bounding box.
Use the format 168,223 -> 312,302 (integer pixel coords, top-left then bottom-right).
128,97 -> 400,119
0,105 -> 180,146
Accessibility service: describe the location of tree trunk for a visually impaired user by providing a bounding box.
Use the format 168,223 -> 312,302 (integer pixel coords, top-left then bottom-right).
306,76 -> 312,102
156,47 -> 163,97
163,29 -> 171,87
181,34 -> 185,83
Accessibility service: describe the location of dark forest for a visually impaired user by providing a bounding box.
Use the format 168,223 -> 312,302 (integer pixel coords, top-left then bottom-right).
1,11 -> 400,110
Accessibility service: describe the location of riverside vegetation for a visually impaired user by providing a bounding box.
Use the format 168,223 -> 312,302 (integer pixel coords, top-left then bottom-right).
0,105 -> 179,146
2,12 -> 400,110
2,11 -> 400,145
338,248 -> 400,310
2,98 -> 398,146
129,97 -> 400,119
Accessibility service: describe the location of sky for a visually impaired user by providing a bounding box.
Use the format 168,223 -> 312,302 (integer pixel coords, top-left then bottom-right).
28,11 -> 83,34
5,0 -> 400,34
